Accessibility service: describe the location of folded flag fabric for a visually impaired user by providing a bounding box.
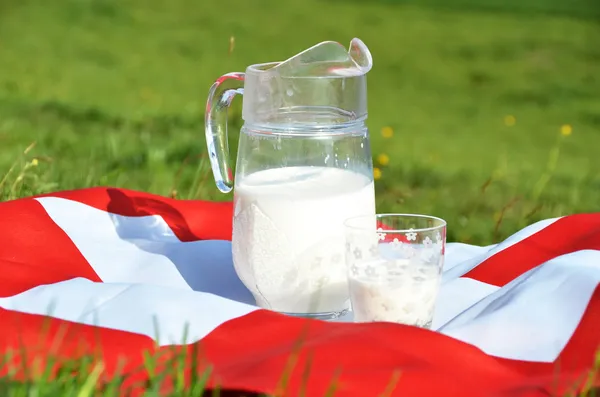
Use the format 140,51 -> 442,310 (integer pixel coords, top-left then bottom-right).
0,187 -> 598,396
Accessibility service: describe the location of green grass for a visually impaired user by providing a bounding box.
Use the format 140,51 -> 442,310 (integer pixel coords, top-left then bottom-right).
1,0 -> 600,394
1,0 -> 600,244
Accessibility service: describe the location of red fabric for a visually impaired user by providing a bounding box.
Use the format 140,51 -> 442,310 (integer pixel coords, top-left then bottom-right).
0,188 -> 596,396
465,213 -> 600,286
0,198 -> 101,297
36,187 -> 233,241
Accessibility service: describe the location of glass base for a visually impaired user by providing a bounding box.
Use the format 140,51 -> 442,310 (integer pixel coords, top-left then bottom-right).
280,308 -> 349,321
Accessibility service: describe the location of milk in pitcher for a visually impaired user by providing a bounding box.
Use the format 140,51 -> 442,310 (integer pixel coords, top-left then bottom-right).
232,166 -> 375,316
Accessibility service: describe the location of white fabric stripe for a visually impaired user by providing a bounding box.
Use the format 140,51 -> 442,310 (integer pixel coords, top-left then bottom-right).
0,278 -> 258,345
432,278 -> 499,330
442,243 -> 495,272
34,197 -> 256,305
35,197 -> 190,289
439,250 -> 600,361
0,197 -> 589,362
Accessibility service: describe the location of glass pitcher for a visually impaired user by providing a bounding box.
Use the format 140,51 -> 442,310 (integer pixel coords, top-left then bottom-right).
204,38 -> 376,319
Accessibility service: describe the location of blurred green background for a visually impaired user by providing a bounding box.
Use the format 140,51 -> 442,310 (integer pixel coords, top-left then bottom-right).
0,0 -> 598,244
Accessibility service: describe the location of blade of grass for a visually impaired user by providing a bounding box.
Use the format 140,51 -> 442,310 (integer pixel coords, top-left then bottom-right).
273,319 -> 313,396
378,369 -> 402,397
323,367 -> 342,397
76,361 -> 105,397
297,350 -> 314,397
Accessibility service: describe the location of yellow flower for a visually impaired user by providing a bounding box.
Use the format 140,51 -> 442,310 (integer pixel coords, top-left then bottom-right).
504,115 -> 516,127
373,167 -> 382,180
229,36 -> 235,55
560,124 -> 572,137
377,153 -> 390,166
381,126 -> 394,138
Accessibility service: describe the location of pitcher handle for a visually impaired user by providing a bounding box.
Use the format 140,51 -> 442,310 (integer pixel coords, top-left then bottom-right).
205,72 -> 245,194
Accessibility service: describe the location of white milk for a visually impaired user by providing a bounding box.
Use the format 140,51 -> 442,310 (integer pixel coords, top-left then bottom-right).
348,258 -> 441,328
232,166 -> 375,315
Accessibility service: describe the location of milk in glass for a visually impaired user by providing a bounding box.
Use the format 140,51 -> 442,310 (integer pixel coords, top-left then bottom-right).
348,258 -> 441,328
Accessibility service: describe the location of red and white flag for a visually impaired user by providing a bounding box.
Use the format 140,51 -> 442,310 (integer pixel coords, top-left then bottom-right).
0,187 -> 598,396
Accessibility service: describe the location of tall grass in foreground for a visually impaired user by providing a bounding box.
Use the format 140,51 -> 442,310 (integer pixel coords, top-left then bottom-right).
0,318 -> 597,397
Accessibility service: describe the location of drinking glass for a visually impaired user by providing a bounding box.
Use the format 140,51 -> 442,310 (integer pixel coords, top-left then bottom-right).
344,214 -> 447,328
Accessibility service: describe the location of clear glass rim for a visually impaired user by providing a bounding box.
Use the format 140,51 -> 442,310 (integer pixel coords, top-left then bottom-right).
344,213 -> 447,233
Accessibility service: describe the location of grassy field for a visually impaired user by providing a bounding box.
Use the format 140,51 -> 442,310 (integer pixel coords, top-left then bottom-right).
0,0 -> 599,395
1,0 -> 600,245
